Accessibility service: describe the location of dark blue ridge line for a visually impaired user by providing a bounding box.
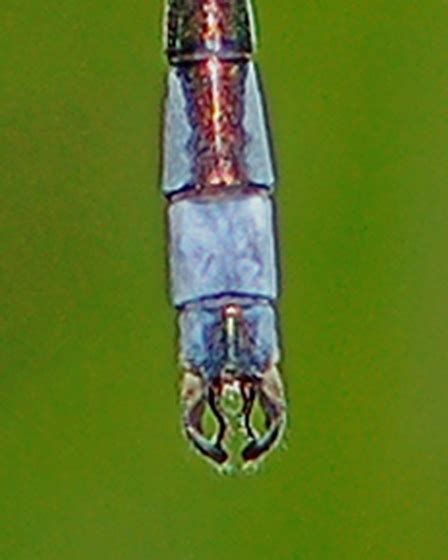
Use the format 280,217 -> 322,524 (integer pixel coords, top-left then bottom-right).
175,291 -> 276,311
165,182 -> 274,203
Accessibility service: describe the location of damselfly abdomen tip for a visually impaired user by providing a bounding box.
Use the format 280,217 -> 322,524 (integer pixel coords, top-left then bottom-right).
161,0 -> 286,471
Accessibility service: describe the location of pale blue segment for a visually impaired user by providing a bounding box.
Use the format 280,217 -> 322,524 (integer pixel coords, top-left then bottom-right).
243,303 -> 280,369
162,62 -> 275,195
179,302 -> 279,379
162,69 -> 193,193
243,63 -> 275,188
178,306 -> 226,378
169,194 -> 277,306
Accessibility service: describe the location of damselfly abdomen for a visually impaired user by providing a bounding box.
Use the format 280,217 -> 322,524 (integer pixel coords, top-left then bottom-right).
161,0 -> 286,470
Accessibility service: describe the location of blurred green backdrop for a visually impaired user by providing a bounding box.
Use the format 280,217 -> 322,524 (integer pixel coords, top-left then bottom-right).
2,1 -> 447,558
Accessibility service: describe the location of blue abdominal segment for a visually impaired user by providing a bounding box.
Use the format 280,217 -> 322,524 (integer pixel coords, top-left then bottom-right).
162,62 -> 275,196
179,300 -> 279,380
169,193 -> 277,307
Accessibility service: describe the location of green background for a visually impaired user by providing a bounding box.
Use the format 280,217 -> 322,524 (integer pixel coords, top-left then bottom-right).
2,1 -> 447,558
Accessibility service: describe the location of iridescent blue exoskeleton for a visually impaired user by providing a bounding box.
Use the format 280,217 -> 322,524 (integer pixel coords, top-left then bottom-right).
161,0 -> 286,470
